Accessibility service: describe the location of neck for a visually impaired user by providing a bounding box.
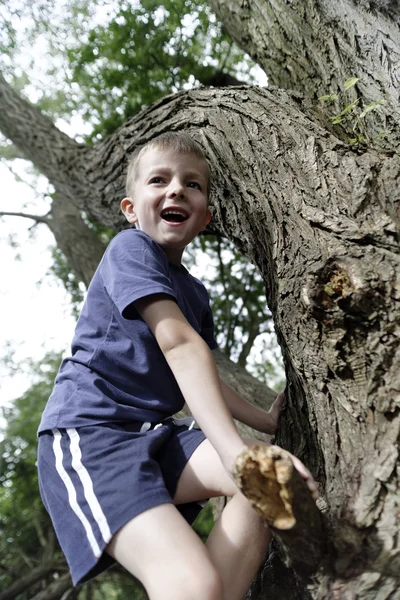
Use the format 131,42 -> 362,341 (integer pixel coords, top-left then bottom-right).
162,246 -> 184,266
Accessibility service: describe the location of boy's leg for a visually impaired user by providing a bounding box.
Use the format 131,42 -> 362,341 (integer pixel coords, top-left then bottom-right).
106,502 -> 223,600
173,439 -> 270,600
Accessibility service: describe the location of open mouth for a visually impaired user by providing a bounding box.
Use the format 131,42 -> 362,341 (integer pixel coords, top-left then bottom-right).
160,208 -> 189,223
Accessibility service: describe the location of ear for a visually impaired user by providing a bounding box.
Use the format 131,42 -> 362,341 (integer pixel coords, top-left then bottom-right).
201,208 -> 212,230
121,197 -> 138,224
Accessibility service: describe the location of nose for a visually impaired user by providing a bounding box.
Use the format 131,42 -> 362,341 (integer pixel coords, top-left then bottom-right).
167,178 -> 185,198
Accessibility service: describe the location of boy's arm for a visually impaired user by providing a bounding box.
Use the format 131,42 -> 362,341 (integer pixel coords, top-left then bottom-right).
135,294 -> 247,473
219,378 -> 284,435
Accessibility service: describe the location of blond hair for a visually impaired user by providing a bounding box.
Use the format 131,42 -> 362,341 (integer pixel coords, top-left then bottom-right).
125,132 -> 211,199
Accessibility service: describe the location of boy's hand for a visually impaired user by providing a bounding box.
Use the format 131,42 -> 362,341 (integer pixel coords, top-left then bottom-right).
264,390 -> 285,434
233,441 -> 319,502
287,452 -> 319,501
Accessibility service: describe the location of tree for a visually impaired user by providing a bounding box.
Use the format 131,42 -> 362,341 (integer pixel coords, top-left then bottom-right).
0,1 -> 399,599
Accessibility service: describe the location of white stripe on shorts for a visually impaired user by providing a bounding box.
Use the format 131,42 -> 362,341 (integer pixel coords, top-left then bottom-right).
52,429 -> 102,558
67,428 -> 112,545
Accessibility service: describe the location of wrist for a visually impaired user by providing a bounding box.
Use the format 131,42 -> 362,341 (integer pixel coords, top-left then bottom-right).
220,443 -> 248,474
263,414 -> 279,435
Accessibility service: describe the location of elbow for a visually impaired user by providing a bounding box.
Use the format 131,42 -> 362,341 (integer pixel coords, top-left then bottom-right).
155,323 -> 194,354
159,329 -> 208,360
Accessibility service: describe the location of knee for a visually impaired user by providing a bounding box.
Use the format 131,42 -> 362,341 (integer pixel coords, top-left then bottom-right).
177,564 -> 223,600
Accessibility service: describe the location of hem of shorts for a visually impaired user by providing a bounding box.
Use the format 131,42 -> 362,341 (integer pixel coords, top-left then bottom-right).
71,491 -> 173,586
168,429 -> 207,499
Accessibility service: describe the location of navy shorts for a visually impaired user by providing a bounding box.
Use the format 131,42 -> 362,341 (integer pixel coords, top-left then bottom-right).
37,418 -> 206,586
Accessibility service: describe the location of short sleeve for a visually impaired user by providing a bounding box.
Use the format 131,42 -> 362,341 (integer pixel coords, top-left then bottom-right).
100,230 -> 177,318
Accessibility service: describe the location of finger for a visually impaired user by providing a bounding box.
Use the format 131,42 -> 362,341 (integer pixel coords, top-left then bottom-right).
270,392 -> 285,412
290,456 -> 319,499
290,455 -> 310,479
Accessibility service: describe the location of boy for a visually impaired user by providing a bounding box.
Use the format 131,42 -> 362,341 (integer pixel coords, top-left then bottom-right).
37,132 -> 317,600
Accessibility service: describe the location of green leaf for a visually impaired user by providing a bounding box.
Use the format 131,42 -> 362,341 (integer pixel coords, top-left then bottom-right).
348,134 -> 364,145
318,94 -> 337,102
330,98 -> 360,122
377,130 -> 389,138
343,77 -> 359,89
359,100 -> 385,119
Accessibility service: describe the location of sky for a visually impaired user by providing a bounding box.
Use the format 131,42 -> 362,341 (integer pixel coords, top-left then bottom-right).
0,162 -> 77,417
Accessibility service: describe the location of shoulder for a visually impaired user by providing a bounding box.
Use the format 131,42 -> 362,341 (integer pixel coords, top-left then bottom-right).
105,229 -> 168,266
108,229 -> 161,253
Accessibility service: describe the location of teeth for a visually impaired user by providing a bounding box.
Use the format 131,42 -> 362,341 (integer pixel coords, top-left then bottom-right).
162,209 -> 188,217
161,208 -> 189,221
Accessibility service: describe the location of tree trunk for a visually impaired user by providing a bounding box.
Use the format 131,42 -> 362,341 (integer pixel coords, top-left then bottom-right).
0,1 -> 399,598
47,193 -> 107,288
209,0 -> 400,148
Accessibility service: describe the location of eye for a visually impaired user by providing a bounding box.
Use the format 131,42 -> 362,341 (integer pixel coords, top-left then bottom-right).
149,176 -> 164,184
187,181 -> 201,190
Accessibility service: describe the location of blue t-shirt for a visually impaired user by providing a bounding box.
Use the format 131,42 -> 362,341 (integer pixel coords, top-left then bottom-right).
38,230 -> 217,432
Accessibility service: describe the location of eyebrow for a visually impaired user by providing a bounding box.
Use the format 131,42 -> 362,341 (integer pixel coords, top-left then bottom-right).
147,167 -> 206,181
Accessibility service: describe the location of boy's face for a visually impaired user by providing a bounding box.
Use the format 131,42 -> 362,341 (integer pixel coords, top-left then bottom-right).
121,147 -> 211,265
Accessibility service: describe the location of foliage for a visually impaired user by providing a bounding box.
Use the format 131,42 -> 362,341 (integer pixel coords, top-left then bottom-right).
0,352 -> 63,593
49,215 -> 115,316
1,0 -> 257,143
319,77 -> 387,146
65,0 -> 257,142
50,247 -> 86,316
185,234 -> 284,388
192,501 -> 214,543
0,0 -> 97,122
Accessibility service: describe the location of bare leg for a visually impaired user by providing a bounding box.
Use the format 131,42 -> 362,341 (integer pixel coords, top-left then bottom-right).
174,439 -> 270,600
206,493 -> 270,599
106,503 -> 223,600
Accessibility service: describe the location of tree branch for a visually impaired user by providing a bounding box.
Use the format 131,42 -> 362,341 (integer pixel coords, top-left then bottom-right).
0,142 -> 26,160
212,349 -> 276,410
0,211 -> 49,224
28,573 -> 73,600
234,445 -> 324,577
0,71 -> 91,204
33,517 -> 48,549
0,562 -> 57,600
238,324 -> 260,367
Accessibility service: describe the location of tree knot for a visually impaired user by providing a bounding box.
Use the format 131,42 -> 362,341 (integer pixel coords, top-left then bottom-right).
302,258 -> 384,324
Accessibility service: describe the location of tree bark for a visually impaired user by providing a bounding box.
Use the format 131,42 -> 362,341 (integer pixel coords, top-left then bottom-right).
47,193 -> 107,288
0,73 -> 90,204
209,0 -> 400,148
0,1 -> 399,598
234,445 -> 324,576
